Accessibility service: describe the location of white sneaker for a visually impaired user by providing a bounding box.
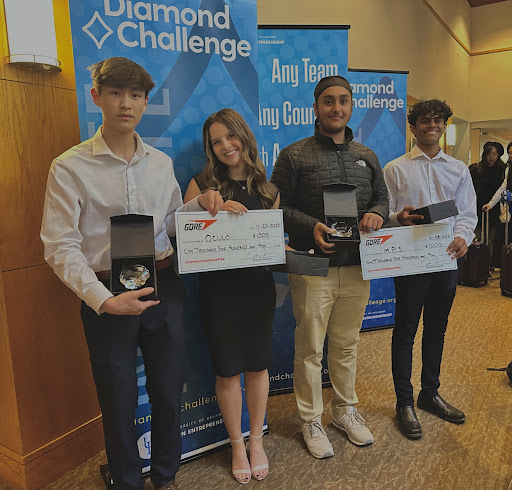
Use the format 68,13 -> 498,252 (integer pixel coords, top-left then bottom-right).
332,406 -> 374,446
301,420 -> 334,459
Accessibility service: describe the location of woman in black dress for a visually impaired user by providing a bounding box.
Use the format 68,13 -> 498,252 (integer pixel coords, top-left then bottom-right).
470,141 -> 505,268
184,109 -> 279,484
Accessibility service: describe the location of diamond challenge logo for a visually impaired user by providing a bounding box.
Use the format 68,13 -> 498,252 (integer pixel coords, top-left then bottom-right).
82,11 -> 113,49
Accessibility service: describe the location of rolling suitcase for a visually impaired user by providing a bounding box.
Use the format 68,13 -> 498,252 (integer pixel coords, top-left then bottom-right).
459,210 -> 490,287
500,201 -> 512,297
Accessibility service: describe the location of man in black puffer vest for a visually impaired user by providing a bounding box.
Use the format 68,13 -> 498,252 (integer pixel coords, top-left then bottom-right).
271,76 -> 389,459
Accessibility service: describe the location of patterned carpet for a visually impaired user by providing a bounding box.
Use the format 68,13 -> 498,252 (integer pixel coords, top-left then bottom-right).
2,273 -> 511,490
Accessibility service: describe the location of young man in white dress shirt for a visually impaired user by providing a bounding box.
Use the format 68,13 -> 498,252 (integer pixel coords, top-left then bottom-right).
383,99 -> 477,440
41,57 -> 223,490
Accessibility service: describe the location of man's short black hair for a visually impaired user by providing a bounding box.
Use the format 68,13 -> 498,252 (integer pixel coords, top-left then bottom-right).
407,99 -> 453,126
88,57 -> 155,97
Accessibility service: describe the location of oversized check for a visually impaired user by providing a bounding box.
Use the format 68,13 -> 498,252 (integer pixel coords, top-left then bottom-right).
360,222 -> 458,280
175,210 -> 286,274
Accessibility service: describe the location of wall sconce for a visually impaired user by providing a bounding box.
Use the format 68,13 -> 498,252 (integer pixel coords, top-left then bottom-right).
4,0 -> 61,72
446,124 -> 456,146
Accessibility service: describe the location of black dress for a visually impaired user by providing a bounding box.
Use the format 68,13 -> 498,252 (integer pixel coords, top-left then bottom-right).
194,175 -> 278,377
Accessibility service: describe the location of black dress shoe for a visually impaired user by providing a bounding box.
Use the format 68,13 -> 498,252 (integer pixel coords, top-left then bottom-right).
396,405 -> 422,439
417,392 -> 466,424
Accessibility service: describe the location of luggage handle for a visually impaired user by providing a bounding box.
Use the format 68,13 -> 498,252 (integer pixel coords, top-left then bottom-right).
481,209 -> 490,245
505,201 -> 510,246
501,193 -> 510,246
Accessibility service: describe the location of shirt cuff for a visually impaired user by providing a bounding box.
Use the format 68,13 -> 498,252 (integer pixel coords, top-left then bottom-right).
455,230 -> 475,248
179,195 -> 203,212
84,282 -> 114,315
387,212 -> 401,227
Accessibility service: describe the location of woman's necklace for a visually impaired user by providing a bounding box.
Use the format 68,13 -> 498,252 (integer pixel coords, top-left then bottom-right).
232,178 -> 247,190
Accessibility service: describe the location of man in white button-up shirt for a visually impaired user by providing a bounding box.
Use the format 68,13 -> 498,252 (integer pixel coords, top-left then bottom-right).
41,57 -> 223,490
383,99 -> 477,441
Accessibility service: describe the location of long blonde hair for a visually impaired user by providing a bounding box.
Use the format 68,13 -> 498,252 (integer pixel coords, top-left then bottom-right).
201,109 -> 275,209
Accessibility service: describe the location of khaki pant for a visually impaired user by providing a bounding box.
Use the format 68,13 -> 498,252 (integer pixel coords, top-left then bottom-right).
289,266 -> 370,423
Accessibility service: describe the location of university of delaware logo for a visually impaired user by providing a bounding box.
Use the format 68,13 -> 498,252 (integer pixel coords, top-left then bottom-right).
365,235 -> 393,246
137,431 -> 151,459
184,220 -> 217,231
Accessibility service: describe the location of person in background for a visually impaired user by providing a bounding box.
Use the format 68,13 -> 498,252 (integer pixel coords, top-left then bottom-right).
469,141 -> 506,269
40,57 -> 223,490
383,99 -> 477,440
184,109 -> 279,485
483,141 -> 512,254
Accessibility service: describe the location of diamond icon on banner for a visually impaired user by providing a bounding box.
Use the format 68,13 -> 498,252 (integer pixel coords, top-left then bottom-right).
82,11 -> 113,49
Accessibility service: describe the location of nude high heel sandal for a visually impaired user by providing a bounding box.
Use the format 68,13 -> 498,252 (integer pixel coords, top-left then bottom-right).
230,436 -> 251,485
249,433 -> 269,481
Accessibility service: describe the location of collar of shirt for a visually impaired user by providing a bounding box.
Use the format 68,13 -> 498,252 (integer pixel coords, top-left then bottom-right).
91,126 -> 149,163
410,145 -> 449,162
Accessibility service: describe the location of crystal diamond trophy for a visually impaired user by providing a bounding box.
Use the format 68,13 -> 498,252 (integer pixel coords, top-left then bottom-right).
110,214 -> 157,300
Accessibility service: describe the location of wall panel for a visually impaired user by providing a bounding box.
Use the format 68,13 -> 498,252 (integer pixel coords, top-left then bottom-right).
0,273 -> 21,455
0,80 -> 80,272
0,1 -> 103,486
2,265 -> 100,454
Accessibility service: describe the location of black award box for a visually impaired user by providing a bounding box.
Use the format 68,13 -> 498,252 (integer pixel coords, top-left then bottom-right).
271,250 -> 329,277
323,183 -> 360,243
411,200 -> 459,225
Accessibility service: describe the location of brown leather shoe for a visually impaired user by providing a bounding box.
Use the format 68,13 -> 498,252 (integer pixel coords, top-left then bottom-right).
158,483 -> 178,490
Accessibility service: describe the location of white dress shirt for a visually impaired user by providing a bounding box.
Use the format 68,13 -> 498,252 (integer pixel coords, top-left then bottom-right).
41,127 -> 202,314
383,145 -> 477,246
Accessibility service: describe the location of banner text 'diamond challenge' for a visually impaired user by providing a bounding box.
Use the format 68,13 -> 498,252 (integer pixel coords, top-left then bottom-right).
103,0 -> 252,61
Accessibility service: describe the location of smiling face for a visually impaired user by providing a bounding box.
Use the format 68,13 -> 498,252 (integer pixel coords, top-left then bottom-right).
313,86 -> 352,143
91,85 -> 148,134
208,122 -> 245,172
410,113 -> 446,150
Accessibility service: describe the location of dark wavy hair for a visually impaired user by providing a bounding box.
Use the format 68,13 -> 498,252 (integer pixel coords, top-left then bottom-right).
201,109 -> 275,209
407,99 -> 452,126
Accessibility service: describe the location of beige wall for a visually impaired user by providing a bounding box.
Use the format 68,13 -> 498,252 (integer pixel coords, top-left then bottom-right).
428,0 -> 472,50
469,1 -> 512,122
471,1 -> 512,52
470,50 -> 512,121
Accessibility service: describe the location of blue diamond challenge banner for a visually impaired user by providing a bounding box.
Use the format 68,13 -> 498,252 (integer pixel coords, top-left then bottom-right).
348,68 -> 408,330
257,27 -> 407,393
69,0 -> 258,471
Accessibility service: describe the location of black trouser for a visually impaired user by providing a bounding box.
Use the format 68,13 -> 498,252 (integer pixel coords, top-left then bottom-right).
392,267 -> 458,407
81,267 -> 185,490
